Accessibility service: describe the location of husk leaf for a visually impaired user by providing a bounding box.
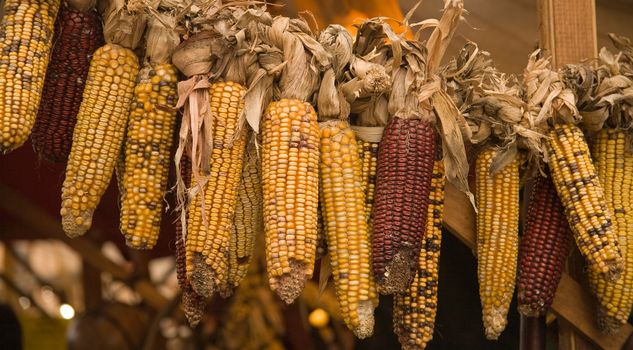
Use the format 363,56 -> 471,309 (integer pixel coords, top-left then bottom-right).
102,0 -> 147,50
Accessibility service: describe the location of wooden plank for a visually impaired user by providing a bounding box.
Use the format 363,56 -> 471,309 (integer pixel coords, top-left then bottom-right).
537,0 -> 597,68
443,183 -> 632,350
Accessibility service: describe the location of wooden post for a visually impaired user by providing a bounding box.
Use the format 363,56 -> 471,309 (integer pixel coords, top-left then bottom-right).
520,315 -> 546,350
82,260 -> 102,310
537,0 -> 598,349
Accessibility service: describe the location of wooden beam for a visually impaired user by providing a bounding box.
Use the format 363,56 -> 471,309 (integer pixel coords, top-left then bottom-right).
0,184 -> 168,310
443,184 -> 632,350
537,0 -> 597,68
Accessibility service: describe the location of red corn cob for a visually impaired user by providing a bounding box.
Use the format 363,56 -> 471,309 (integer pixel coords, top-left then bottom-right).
31,5 -> 104,162
372,116 -> 436,294
517,171 -> 572,317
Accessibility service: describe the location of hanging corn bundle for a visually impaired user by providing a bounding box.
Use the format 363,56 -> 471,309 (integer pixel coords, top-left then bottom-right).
523,53 -> 624,283
577,37 -> 633,333
316,24 -> 378,338
32,0 -> 103,162
253,15 -> 330,304
60,0 -> 146,237
0,0 -> 61,153
120,11 -> 180,249
370,1 -> 468,296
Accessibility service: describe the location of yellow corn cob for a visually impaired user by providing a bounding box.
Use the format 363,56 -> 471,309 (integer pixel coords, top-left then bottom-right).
186,81 -> 247,297
226,139 -> 262,292
262,98 -> 320,304
357,139 -> 379,221
60,43 -> 139,237
547,123 -> 623,280
589,128 -> 633,333
319,120 -> 378,338
475,148 -> 519,340
0,0 -> 60,153
120,63 -> 178,249
394,158 -> 445,350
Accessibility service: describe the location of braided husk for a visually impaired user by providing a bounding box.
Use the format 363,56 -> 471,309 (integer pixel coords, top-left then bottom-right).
102,0 -> 147,50
68,0 -> 96,12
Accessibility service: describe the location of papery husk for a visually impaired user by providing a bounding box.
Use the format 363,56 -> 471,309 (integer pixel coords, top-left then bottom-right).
145,11 -> 180,64
592,47 -> 633,131
172,30 -> 231,77
68,0 -> 97,12
351,125 -> 384,143
257,16 -> 330,102
102,0 -> 147,50
317,24 -> 353,120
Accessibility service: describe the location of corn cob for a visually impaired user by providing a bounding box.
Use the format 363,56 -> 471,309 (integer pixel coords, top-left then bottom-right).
546,123 -> 623,280
175,155 -> 206,327
262,98 -> 320,304
119,64 -> 178,249
589,129 -> 633,333
357,138 -> 379,221
0,0 -> 61,154
319,120 -> 378,338
225,139 -> 262,293
476,148 -> 519,340
60,44 -> 139,237
31,6 -> 103,162
186,81 -> 247,298
393,157 -> 445,350
372,117 -> 436,294
517,171 -> 572,317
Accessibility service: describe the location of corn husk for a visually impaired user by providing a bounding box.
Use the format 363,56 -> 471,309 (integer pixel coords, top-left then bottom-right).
102,0 -> 147,50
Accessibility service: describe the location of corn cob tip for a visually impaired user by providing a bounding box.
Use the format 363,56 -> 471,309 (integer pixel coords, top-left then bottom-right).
397,338 -> 427,350
517,304 -> 544,318
598,261 -> 623,282
483,308 -> 508,340
597,308 -> 625,334
61,210 -> 93,237
182,289 -> 206,327
190,254 -> 217,298
217,284 -> 234,299
271,260 -> 308,304
352,300 -> 376,339
377,250 -> 415,294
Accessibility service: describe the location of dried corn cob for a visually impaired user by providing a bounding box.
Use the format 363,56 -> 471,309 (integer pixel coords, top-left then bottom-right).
60,44 -> 139,237
357,138 -> 379,221
476,148 -> 519,340
186,81 -> 247,298
32,6 -> 103,162
546,123 -> 623,280
517,171 -> 572,317
319,120 -> 378,338
225,139 -> 262,293
589,129 -> 633,333
120,64 -> 178,249
393,157 -> 445,350
372,116 -> 436,294
262,98 -> 320,304
0,0 -> 60,153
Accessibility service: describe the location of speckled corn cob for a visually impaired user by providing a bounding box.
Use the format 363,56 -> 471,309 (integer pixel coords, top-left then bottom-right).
393,156 -> 445,350
60,44 -> 139,237
372,117 -> 436,294
517,171 -> 572,317
0,0 -> 60,153
186,81 -> 247,298
32,6 -> 103,162
120,64 -> 178,249
262,99 -> 320,304
546,123 -> 623,280
589,129 -> 633,333
476,148 -> 520,340
319,120 -> 378,338
357,139 -> 379,221
225,140 -> 262,293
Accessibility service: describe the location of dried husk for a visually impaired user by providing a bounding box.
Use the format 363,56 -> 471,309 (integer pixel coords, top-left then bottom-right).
102,0 -> 147,50
317,24 -> 353,121
145,11 -> 180,64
